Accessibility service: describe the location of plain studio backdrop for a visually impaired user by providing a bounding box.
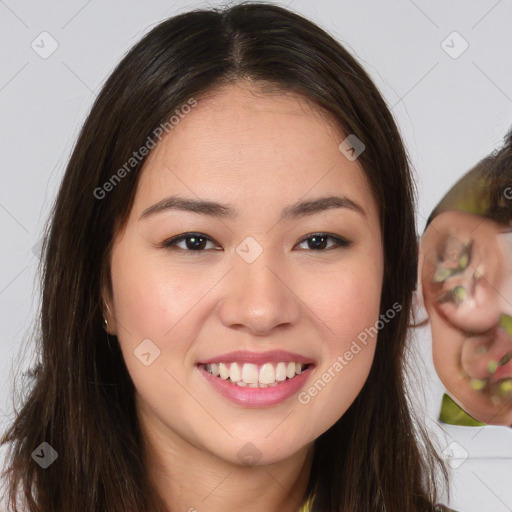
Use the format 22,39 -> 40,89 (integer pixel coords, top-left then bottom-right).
0,1 -> 511,511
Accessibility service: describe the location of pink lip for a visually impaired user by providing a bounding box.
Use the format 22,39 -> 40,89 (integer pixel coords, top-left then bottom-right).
197,364 -> 314,408
197,349 -> 315,365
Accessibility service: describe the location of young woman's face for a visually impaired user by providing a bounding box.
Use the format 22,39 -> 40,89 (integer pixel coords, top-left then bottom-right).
106,83 -> 384,465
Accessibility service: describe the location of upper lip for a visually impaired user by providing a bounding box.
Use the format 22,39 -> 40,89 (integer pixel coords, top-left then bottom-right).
197,350 -> 315,366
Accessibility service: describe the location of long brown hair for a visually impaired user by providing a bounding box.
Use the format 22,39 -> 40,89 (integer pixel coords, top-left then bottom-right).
1,2 -> 447,510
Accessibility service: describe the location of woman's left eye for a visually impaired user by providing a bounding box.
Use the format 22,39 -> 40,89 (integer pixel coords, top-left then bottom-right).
295,233 -> 351,251
161,232 -> 351,253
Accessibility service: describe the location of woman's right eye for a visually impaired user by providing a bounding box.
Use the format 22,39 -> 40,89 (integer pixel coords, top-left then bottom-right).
162,233 -> 220,253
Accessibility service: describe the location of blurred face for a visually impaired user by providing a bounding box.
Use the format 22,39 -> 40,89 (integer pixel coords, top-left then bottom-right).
420,210 -> 512,425
104,82 -> 384,467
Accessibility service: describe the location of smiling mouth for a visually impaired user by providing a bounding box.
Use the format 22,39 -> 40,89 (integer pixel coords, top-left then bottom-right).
198,361 -> 313,388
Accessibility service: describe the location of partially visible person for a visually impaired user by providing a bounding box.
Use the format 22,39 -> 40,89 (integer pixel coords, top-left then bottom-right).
419,129 -> 512,426
417,130 -> 512,512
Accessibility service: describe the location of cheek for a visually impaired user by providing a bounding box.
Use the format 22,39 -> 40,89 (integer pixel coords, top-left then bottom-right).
296,256 -> 382,433
111,238 -> 203,338
109,248 -> 204,426
110,255 -> 168,338
322,277 -> 381,349
322,251 -> 383,345
109,243 -> 203,386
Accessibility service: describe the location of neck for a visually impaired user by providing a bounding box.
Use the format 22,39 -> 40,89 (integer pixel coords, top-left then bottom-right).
137,399 -> 314,512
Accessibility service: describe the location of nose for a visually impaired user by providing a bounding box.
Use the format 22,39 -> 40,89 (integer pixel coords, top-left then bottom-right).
216,250 -> 301,336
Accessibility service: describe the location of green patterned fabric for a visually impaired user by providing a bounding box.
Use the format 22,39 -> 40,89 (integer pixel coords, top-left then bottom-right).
439,393 -> 486,426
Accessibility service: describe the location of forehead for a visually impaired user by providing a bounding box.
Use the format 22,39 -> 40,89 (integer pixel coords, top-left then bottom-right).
132,82 -> 376,220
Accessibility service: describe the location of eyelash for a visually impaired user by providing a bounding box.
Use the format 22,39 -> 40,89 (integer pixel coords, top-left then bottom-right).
161,232 -> 351,254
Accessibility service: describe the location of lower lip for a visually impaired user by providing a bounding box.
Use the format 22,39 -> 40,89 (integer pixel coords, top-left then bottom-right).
197,364 -> 314,407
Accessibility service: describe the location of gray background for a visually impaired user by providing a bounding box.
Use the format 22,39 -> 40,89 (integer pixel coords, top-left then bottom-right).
1,1 -> 512,510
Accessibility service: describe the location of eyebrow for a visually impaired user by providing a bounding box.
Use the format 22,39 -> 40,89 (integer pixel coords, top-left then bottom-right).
139,194 -> 366,222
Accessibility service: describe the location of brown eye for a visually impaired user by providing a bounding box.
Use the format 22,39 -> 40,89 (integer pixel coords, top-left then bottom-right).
162,233 -> 219,252
295,233 -> 351,251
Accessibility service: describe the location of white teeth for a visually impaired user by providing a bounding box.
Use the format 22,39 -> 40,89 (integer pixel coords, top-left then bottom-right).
275,362 -> 287,381
242,363 -> 259,384
229,362 -> 241,382
219,363 -> 229,380
259,363 -> 275,384
203,361 -> 310,386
